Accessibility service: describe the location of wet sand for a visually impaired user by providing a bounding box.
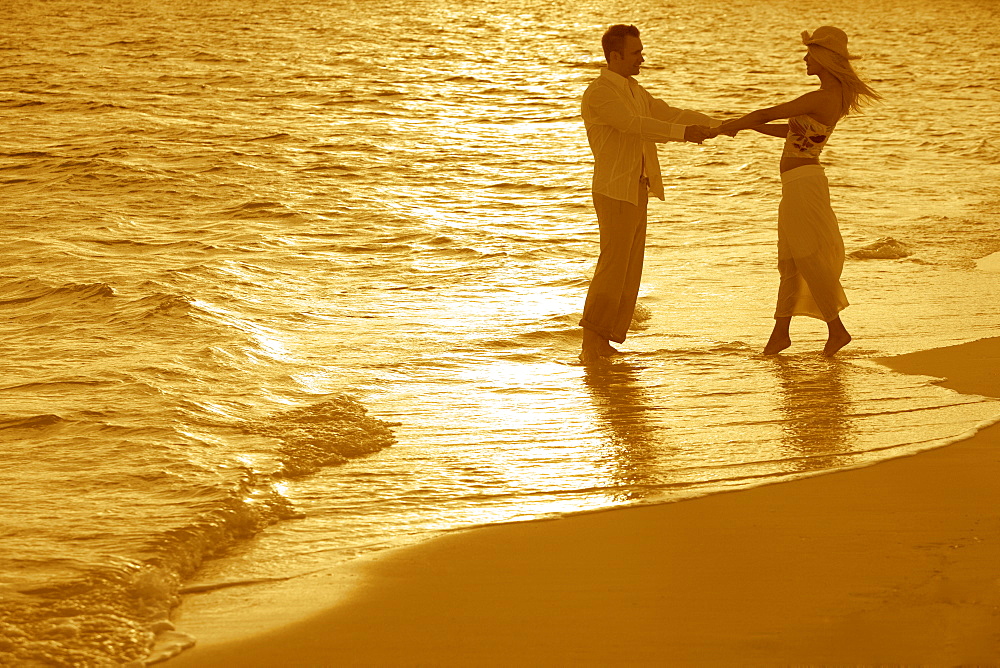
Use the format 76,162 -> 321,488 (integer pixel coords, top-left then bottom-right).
166,338 -> 1000,666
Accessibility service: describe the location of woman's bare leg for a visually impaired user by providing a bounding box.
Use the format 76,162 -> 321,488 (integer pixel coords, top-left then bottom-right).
764,316 -> 792,355
823,317 -> 852,356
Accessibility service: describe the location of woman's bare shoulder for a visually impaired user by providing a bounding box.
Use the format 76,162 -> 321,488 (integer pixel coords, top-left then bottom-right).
811,87 -> 844,122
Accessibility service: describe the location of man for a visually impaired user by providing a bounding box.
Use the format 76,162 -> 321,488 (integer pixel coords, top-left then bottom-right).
580,24 -> 720,363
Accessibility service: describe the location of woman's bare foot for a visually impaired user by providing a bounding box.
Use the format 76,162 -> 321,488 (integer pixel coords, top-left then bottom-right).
763,333 -> 792,355
823,318 -> 852,356
763,317 -> 792,355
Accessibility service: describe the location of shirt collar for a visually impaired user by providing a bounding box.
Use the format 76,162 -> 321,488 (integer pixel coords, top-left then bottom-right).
600,68 -> 633,91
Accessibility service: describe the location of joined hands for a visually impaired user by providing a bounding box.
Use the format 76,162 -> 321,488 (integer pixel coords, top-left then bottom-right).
684,125 -> 713,144
686,121 -> 741,144
715,121 -> 741,137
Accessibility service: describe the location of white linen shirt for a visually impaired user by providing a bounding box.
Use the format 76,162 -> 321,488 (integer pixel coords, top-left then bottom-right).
582,68 -> 720,205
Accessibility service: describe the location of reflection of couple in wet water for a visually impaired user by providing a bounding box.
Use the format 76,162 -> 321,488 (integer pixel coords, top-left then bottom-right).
582,355 -> 856,497
579,24 -> 881,365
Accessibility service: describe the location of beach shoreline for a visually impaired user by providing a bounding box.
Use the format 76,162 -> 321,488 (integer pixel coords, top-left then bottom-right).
164,338 -> 1000,666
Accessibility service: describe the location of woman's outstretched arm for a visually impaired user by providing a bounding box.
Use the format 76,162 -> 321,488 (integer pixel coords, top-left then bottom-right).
719,89 -> 836,136
708,122 -> 787,139
750,123 -> 789,138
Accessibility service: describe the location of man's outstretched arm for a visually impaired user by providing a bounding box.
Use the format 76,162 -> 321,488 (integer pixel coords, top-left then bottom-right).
585,86 -> 691,143
649,96 -> 722,129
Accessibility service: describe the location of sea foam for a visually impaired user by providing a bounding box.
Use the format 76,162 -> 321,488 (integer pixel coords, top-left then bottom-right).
848,237 -> 912,260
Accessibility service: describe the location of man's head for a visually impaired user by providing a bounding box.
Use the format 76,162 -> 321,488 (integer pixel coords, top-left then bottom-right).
602,24 -> 643,77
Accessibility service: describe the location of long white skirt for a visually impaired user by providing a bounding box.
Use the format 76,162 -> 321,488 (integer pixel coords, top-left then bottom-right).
775,165 -> 848,322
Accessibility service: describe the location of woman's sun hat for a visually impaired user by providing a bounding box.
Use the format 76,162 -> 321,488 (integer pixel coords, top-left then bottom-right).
801,26 -> 859,60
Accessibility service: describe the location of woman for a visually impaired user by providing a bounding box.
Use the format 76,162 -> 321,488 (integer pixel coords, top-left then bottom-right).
716,26 -> 881,356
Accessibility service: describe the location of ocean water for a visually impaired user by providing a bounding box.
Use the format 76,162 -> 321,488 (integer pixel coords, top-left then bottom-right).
2,0 -> 999,664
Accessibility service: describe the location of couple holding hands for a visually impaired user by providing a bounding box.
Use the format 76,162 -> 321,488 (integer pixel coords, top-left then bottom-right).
579,23 -> 880,364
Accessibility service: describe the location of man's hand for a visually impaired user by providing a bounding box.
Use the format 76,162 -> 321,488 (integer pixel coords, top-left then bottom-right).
684,125 -> 711,144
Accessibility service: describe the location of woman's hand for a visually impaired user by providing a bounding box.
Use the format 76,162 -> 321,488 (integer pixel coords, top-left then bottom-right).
718,121 -> 741,137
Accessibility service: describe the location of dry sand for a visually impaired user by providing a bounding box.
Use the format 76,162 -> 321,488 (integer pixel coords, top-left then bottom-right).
166,338 -> 1000,666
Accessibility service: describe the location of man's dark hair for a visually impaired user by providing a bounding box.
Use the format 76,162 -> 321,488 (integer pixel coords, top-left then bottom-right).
602,24 -> 640,63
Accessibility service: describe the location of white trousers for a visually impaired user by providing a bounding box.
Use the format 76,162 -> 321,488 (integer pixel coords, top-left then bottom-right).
580,178 -> 649,343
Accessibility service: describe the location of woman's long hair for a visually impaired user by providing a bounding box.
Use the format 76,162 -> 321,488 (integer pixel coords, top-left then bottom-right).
808,45 -> 882,116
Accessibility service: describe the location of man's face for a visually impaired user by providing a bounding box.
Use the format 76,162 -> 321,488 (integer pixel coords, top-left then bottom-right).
616,35 -> 645,76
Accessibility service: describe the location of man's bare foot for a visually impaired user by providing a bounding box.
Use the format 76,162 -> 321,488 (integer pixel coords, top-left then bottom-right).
763,334 -> 791,355
579,348 -> 609,365
600,340 -> 620,356
582,328 -> 617,360
823,330 -> 852,357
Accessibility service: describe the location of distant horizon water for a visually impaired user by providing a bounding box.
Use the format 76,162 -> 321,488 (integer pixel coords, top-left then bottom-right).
2,0 -> 999,664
